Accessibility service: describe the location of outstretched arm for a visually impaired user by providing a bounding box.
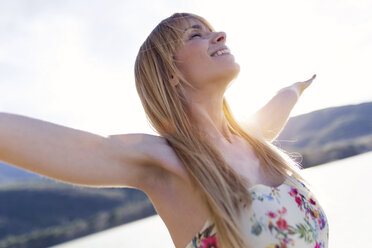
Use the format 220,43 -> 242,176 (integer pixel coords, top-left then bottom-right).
0,113 -> 161,189
251,74 -> 316,141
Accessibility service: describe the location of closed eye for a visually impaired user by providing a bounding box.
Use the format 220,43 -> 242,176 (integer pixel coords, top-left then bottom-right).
190,33 -> 202,39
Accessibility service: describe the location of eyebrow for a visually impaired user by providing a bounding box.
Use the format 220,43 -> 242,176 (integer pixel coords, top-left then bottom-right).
183,24 -> 203,32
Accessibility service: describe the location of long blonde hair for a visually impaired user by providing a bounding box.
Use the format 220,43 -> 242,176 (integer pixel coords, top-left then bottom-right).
135,13 -> 307,248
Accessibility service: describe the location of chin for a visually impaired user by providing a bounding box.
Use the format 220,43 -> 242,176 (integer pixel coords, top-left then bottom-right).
224,62 -> 240,81
210,66 -> 240,85
232,62 -> 240,76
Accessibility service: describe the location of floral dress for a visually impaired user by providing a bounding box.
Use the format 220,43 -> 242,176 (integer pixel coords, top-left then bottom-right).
185,176 -> 329,248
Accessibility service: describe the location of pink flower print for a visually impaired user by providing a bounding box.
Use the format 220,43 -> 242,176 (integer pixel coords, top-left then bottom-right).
200,236 -> 218,248
278,206 -> 287,215
276,218 -> 289,230
318,218 -> 322,227
314,242 -> 321,248
267,211 -> 277,218
295,196 -> 302,207
289,188 -> 298,197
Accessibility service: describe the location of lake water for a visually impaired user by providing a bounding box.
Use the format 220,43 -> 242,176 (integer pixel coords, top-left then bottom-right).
52,152 -> 372,248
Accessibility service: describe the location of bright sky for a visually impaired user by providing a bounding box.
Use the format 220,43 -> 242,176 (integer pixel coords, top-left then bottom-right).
1,0 -> 371,136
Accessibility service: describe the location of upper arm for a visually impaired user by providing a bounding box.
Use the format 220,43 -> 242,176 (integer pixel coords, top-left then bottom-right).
48,132 -> 174,190
251,89 -> 298,141
35,131 -> 176,190
36,132 -> 171,189
242,116 -> 267,141
0,113 -> 165,189
249,115 -> 277,141
26,132 -> 160,189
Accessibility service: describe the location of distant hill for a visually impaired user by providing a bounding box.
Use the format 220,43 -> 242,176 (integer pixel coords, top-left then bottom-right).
277,101 -> 372,167
0,180 -> 155,248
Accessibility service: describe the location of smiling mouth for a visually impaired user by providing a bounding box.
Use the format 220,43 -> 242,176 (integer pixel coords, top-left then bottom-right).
211,48 -> 231,57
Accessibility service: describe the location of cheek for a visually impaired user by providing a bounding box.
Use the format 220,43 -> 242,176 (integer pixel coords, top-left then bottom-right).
176,52 -> 210,79
179,59 -> 210,85
176,42 -> 209,67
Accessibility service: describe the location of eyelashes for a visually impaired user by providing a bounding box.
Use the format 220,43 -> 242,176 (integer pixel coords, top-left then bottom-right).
190,33 -> 202,39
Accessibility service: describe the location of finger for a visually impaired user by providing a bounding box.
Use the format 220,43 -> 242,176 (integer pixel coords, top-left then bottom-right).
305,74 -> 316,84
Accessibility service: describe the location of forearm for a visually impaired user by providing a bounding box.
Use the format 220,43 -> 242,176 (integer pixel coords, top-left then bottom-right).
251,75 -> 315,141
254,86 -> 299,140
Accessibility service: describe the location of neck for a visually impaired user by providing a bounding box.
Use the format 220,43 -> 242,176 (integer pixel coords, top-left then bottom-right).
185,88 -> 234,144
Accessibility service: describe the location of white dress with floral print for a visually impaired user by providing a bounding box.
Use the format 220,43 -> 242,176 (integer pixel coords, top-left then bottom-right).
185,176 -> 329,248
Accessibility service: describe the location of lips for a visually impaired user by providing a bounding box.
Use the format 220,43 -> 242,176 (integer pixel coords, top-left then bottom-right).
210,47 -> 231,57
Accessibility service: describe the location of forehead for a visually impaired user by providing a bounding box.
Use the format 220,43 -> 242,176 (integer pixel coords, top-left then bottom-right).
174,16 -> 214,33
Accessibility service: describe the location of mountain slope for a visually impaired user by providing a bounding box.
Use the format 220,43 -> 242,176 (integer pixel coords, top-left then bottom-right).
0,180 -> 155,248
277,102 -> 372,167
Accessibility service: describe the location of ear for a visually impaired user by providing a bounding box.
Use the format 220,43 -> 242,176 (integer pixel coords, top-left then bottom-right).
170,74 -> 180,87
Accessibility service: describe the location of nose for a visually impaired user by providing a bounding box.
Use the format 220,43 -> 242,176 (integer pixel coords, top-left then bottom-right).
212,31 -> 226,44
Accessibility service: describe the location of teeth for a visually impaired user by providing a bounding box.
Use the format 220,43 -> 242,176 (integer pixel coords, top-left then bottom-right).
212,49 -> 230,57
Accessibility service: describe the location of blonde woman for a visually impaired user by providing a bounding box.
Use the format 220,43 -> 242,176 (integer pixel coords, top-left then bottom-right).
0,13 -> 328,248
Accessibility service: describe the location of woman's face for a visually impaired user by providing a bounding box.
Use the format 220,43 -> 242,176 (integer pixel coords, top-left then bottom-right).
173,18 -> 240,90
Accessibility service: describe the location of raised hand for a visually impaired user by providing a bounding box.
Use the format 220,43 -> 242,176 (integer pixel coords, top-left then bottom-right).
292,74 -> 316,97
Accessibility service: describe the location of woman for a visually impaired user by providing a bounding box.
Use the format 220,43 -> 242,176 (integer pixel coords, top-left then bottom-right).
0,13 -> 328,248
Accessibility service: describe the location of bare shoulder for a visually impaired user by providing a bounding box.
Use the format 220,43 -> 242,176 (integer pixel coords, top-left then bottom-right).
109,133 -> 188,189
